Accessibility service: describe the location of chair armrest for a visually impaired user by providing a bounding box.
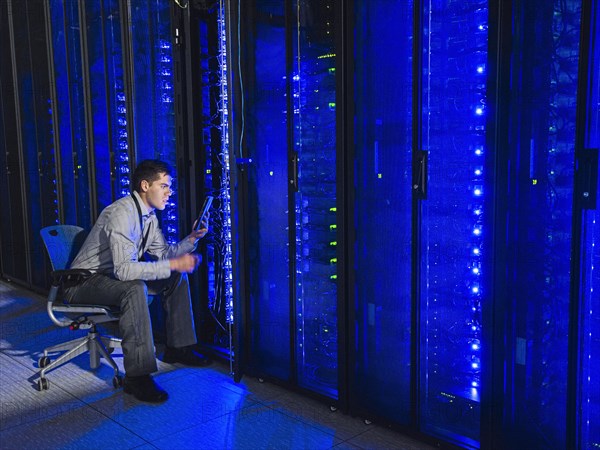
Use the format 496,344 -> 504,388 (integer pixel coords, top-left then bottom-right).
51,269 -> 93,287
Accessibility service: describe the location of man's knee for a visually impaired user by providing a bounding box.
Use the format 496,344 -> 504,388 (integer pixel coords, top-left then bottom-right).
121,280 -> 148,305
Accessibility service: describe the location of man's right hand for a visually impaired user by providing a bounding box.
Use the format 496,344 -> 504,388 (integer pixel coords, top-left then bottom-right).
169,254 -> 200,273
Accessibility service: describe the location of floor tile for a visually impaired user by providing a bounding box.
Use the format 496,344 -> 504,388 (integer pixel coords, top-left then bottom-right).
220,373 -> 291,404
89,370 -> 258,441
0,402 -> 147,450
0,352 -> 79,431
263,389 -> 371,441
344,426 -> 436,450
151,403 -> 342,449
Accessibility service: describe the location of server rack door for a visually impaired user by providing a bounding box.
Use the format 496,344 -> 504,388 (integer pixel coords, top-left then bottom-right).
418,1 -> 489,446
48,0 -> 79,227
81,0 -> 114,211
128,0 -> 178,247
575,1 -> 598,448
245,1 -> 292,381
0,1 -> 29,283
47,0 -> 94,230
11,1 -> 57,288
100,0 -> 132,201
242,0 -> 339,398
291,0 -> 338,398
350,0 -> 414,424
502,1 -> 583,448
64,0 -> 92,229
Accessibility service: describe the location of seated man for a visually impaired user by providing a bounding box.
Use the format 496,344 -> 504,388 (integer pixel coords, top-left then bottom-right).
66,159 -> 209,403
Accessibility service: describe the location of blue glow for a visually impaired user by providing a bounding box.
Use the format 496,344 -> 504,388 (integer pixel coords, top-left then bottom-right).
419,3 -> 488,442
154,37 -> 178,243
217,3 -> 234,324
291,1 -> 338,398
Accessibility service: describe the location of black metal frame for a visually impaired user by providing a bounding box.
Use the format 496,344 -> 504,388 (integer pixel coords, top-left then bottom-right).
77,1 -> 98,221
568,0 -> 596,448
5,0 -> 32,286
484,0 -> 512,447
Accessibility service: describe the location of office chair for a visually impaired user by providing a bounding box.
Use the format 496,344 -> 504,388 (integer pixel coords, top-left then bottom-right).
37,225 -> 123,391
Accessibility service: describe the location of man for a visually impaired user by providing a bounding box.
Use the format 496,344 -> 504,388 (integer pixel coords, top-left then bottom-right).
66,159 -> 209,403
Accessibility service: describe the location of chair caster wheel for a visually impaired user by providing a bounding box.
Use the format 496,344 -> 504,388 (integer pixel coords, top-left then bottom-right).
37,378 -> 49,391
112,375 -> 123,388
329,406 -> 338,412
38,356 -> 51,368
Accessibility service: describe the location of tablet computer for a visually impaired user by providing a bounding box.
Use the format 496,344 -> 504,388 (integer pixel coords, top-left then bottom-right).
194,196 -> 213,231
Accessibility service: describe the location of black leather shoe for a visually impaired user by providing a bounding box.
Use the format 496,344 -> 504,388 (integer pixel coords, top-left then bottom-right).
163,345 -> 212,367
123,375 -> 168,403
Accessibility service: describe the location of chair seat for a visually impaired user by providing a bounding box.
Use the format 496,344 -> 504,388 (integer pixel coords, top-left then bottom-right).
55,302 -> 121,315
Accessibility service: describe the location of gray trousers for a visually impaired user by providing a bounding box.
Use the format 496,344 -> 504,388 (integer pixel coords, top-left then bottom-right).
65,272 -> 197,376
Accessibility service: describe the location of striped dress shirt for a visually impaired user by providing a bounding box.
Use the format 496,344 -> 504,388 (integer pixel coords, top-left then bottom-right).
70,191 -> 195,281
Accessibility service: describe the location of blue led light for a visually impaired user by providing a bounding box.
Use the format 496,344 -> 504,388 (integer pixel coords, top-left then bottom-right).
114,82 -> 130,198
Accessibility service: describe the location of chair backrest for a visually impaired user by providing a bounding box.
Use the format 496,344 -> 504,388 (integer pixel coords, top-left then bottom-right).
40,225 -> 88,271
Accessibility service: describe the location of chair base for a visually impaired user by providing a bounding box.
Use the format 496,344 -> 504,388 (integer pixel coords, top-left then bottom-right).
36,329 -> 122,390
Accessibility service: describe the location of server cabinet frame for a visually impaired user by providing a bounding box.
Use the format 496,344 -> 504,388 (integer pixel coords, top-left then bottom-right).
229,0 -> 349,407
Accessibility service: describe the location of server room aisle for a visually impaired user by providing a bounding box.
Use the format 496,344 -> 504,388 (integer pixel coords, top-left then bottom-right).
0,281 -> 432,450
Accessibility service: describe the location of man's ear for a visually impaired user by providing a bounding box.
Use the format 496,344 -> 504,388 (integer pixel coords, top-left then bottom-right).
140,179 -> 149,192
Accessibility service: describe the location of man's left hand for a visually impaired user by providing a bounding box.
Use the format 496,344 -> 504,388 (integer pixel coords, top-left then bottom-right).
187,219 -> 209,244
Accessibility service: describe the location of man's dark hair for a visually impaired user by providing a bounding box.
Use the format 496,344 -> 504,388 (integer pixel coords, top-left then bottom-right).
132,159 -> 173,193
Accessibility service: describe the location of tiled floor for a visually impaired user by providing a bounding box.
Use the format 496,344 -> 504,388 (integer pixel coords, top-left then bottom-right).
0,281 -> 434,450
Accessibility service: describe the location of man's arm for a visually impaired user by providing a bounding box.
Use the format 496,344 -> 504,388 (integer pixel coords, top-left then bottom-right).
145,218 -> 208,260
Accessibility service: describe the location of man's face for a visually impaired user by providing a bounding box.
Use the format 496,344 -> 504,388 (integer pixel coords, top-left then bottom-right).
142,172 -> 172,211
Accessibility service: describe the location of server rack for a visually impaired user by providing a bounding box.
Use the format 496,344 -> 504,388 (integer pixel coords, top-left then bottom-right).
231,0 -> 344,404
228,0 -> 598,448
